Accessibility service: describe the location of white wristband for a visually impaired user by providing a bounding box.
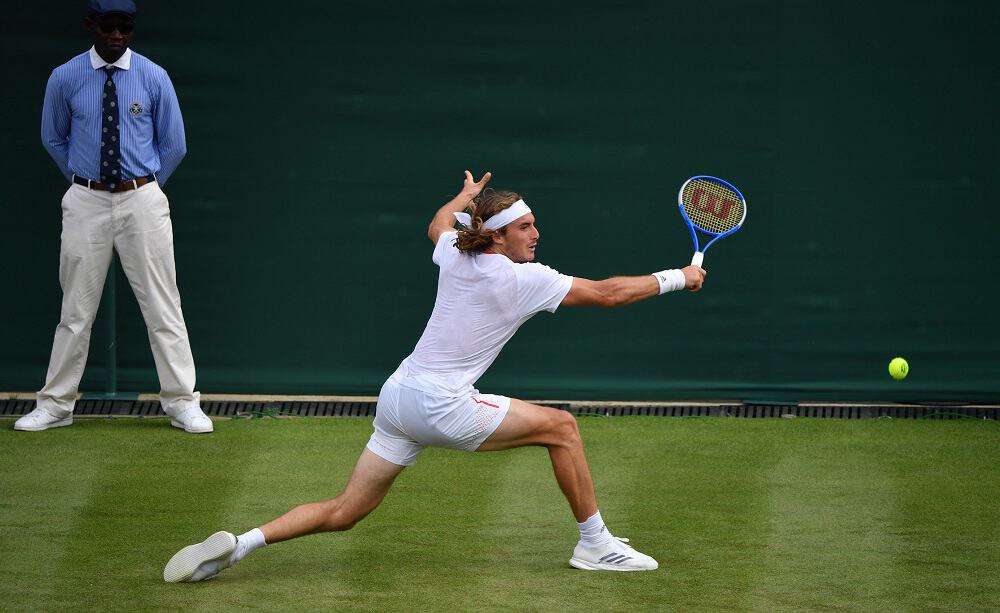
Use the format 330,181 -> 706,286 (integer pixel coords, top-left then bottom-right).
652,269 -> 686,294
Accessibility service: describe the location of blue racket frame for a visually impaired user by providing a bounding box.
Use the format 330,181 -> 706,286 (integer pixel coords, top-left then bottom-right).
677,175 -> 747,266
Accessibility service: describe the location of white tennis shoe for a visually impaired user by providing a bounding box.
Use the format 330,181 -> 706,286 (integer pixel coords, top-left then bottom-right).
163,531 -> 237,583
169,406 -> 213,433
569,537 -> 659,571
14,408 -> 72,432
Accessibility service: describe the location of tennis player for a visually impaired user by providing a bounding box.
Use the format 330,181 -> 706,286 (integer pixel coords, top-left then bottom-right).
164,171 -> 706,581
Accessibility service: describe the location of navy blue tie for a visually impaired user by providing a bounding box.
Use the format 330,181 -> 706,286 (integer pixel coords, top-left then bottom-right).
101,66 -> 122,189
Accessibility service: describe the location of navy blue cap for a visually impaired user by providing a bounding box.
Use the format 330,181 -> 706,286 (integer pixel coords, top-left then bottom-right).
87,0 -> 136,17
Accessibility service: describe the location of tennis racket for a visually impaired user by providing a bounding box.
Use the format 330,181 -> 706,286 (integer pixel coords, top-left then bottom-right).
677,176 -> 747,266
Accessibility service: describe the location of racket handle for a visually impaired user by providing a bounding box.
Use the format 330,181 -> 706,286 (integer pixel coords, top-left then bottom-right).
691,252 -> 704,267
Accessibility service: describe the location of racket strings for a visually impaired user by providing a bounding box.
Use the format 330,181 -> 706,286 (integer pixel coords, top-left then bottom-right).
680,179 -> 745,234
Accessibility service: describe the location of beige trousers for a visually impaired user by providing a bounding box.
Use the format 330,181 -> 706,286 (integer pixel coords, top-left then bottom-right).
36,181 -> 200,417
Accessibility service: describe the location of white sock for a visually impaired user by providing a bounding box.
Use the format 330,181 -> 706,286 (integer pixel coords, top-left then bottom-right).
578,511 -> 614,546
230,528 -> 267,565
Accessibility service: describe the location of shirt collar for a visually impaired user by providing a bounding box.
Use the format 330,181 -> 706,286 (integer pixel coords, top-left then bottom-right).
89,46 -> 132,70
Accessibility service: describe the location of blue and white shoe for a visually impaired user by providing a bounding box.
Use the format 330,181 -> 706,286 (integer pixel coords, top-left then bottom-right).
569,537 -> 659,571
163,531 -> 237,582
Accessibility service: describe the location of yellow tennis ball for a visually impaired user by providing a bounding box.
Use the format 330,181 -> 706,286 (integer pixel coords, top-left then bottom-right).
888,357 -> 909,380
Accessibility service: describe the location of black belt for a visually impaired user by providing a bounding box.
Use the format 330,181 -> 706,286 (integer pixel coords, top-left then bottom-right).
73,174 -> 156,193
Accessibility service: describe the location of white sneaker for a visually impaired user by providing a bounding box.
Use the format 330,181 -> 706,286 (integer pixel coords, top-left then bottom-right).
569,537 -> 659,571
169,407 -> 213,433
14,408 -> 73,432
164,531 -> 237,583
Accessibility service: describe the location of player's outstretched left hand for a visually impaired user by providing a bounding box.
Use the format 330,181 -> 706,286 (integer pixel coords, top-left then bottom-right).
461,170 -> 491,199
682,265 -> 707,292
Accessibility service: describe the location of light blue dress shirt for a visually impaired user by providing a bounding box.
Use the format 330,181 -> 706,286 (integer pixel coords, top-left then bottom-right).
41,47 -> 187,186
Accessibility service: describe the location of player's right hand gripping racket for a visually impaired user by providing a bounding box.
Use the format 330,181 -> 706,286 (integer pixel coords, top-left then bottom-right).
678,176 -> 747,266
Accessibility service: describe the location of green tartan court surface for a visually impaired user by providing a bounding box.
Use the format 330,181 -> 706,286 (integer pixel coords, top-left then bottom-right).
1,417 -> 998,612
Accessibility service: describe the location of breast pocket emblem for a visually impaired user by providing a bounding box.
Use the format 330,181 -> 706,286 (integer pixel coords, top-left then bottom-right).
129,102 -> 143,117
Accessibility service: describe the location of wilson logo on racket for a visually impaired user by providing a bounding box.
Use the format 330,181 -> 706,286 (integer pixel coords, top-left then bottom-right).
690,187 -> 739,221
677,176 -> 747,267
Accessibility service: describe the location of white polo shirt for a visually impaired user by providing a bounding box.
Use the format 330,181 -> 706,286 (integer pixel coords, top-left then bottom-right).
393,231 -> 573,396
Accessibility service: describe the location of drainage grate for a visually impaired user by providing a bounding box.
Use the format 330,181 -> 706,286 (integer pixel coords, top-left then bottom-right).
0,399 -> 996,420
0,399 -> 35,417
729,404 -> 1000,420
202,400 -> 380,418
571,405 -> 729,418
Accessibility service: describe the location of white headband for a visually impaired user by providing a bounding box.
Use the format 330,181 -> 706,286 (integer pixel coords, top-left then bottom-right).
454,199 -> 532,231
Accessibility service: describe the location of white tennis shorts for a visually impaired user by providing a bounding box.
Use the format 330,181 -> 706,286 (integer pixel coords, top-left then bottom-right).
366,377 -> 510,466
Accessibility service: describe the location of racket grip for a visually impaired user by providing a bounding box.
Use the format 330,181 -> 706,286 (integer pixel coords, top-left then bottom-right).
691,252 -> 704,267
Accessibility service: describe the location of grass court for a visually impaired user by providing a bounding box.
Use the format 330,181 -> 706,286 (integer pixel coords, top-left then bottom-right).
1,416 -> 998,612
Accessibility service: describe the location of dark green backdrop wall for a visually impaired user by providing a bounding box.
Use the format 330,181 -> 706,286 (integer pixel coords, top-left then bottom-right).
3,1 -> 998,402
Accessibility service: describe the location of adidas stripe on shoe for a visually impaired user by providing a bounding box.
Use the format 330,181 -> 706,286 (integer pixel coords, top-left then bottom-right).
569,536 -> 659,572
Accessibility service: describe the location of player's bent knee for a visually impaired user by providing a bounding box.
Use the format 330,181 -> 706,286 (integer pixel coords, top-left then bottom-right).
332,518 -> 359,532
550,409 -> 582,446
311,499 -> 358,533
323,507 -> 360,532
323,494 -> 386,532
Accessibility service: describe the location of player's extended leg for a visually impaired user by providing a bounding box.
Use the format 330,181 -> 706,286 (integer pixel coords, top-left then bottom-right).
477,399 -> 597,522
164,448 -> 404,582
477,399 -> 658,572
261,448 -> 404,542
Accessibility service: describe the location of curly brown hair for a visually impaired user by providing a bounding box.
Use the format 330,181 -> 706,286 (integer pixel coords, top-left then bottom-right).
454,189 -> 523,253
